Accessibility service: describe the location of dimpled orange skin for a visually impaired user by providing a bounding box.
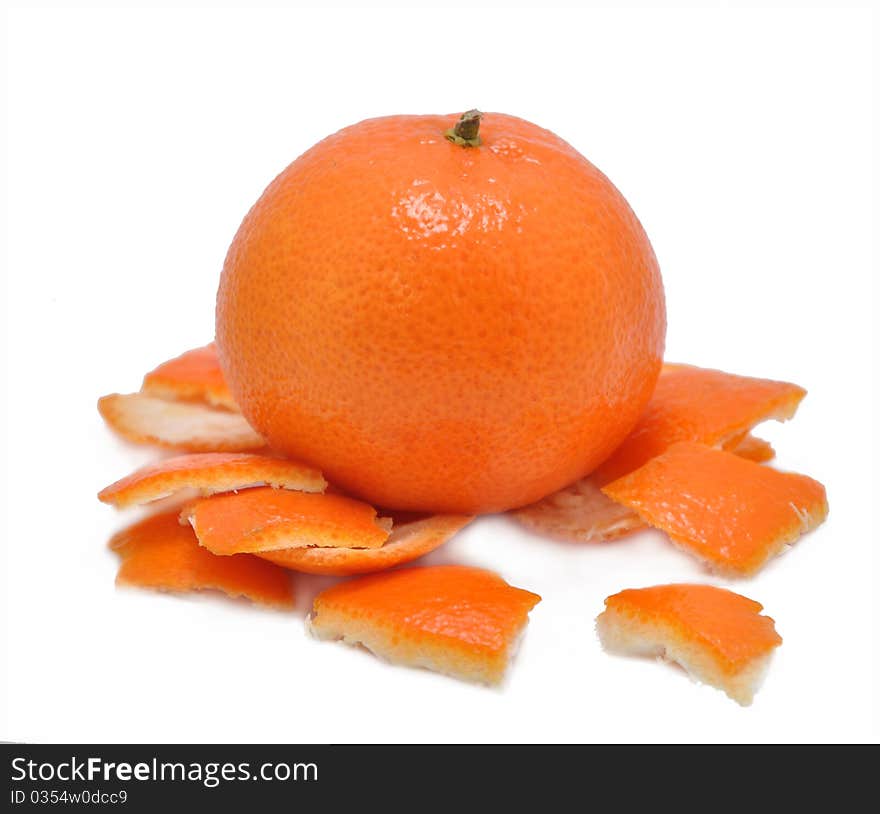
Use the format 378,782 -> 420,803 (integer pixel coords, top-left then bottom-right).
602,442 -> 828,576
216,112 -> 666,514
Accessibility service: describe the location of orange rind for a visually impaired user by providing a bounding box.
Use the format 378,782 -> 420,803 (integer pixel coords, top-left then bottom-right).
512,364 -> 802,542
308,565 -> 541,684
259,514 -> 474,575
601,442 -> 828,576
98,392 -> 266,452
512,477 -> 646,542
596,583 -> 782,705
185,486 -> 392,555
510,434 -> 776,544
109,509 -> 295,609
725,433 -> 775,463
594,363 -> 805,484
98,452 -> 325,509
141,343 -> 237,410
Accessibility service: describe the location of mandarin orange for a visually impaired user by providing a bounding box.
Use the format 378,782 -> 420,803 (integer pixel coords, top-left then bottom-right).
216,111 -> 665,513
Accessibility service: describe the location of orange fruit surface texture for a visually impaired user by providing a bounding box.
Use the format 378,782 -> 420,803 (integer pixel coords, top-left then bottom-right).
141,343 -> 237,411
601,442 -> 828,576
309,565 -> 541,684
596,584 -> 782,705
216,111 -> 666,514
109,509 -> 295,609
98,452 -> 326,509
184,486 -> 391,555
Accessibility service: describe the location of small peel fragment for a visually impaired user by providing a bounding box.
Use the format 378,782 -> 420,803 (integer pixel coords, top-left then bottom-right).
98,393 -> 266,452
98,452 -> 326,509
596,583 -> 782,705
308,565 -> 541,685
109,510 -> 294,609
186,486 -> 391,555
512,364 -> 802,542
724,433 -> 775,463
141,343 -> 237,411
512,476 -> 646,542
259,514 -> 473,575
601,441 -> 828,576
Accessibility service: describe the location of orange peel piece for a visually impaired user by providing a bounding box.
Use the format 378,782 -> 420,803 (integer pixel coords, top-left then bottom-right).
725,433 -> 775,463
601,441 -> 828,576
512,364 -> 803,542
511,436 -> 775,543
308,565 -> 541,685
596,583 -> 782,705
512,477 -> 646,542
98,392 -> 266,452
259,514 -> 474,575
595,363 -> 805,484
109,509 -> 294,609
185,486 -> 391,555
141,343 -> 237,411
98,452 -> 326,509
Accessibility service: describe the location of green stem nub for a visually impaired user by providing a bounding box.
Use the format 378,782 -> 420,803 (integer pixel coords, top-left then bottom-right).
445,109 -> 483,147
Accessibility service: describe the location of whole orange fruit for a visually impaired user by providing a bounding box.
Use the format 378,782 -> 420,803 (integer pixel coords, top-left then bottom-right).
216,111 -> 665,514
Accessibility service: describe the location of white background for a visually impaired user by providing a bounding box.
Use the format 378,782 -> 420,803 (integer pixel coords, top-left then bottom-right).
3,6 -> 876,743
